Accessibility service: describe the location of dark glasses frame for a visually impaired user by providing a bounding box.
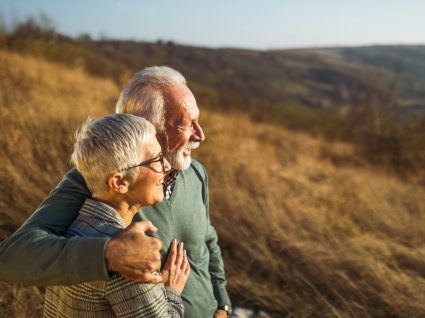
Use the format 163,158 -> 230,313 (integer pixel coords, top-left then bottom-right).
119,153 -> 166,173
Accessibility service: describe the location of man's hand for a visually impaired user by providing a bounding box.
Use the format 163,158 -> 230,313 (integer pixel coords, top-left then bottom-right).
105,220 -> 162,283
213,309 -> 228,318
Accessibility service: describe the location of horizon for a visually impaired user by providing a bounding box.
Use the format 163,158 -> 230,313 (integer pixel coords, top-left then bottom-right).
1,0 -> 425,50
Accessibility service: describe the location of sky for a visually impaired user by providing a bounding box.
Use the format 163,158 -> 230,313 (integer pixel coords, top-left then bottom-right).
0,0 -> 424,50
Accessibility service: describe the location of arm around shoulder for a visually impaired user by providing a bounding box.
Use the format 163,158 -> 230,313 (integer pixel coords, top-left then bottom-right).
0,169 -> 109,286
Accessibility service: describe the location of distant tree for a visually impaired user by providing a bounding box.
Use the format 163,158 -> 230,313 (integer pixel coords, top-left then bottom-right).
76,33 -> 92,42
12,13 -> 56,39
0,14 -> 5,48
38,12 -> 56,34
98,31 -> 109,41
0,13 -> 5,32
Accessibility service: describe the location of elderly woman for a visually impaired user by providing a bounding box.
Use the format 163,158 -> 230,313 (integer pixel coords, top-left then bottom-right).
43,114 -> 190,317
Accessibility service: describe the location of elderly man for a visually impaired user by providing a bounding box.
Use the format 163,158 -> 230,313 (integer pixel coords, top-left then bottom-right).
0,66 -> 231,318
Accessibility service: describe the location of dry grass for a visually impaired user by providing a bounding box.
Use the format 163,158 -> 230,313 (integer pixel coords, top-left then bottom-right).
1,49 -> 425,317
197,112 -> 425,317
0,50 -> 117,317
0,50 -> 117,224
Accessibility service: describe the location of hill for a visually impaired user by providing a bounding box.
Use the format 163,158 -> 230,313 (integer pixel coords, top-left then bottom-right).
53,41 -> 425,116
314,45 -> 425,114
1,49 -> 425,317
4,23 -> 425,117
2,23 -> 424,175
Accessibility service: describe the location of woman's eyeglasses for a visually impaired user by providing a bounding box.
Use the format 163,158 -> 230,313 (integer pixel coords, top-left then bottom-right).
119,153 -> 167,173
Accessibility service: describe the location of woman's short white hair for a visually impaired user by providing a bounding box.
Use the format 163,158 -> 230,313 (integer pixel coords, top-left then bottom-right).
115,66 -> 186,135
71,114 -> 156,197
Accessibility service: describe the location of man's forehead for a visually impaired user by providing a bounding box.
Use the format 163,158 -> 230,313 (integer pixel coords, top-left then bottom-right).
164,85 -> 199,119
182,98 -> 199,117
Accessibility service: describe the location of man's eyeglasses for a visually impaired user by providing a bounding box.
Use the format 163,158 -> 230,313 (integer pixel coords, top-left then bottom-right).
119,153 -> 167,173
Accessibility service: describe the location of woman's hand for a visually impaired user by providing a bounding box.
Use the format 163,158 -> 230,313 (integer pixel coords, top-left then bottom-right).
161,239 -> 190,294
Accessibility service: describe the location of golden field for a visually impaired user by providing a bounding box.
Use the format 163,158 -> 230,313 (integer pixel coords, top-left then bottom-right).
0,50 -> 424,317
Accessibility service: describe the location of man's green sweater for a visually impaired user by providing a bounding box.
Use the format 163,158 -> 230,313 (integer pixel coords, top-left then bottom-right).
0,159 -> 230,318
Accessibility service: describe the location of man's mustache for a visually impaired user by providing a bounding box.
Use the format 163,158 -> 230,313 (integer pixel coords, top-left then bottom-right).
187,141 -> 200,150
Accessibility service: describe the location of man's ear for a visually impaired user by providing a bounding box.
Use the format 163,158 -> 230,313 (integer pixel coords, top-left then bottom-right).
106,173 -> 129,194
156,131 -> 167,151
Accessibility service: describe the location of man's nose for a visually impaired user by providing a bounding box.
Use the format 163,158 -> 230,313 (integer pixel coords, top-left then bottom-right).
191,122 -> 205,142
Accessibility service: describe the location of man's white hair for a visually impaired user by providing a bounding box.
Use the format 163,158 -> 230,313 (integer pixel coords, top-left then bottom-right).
115,66 -> 186,136
71,114 -> 156,197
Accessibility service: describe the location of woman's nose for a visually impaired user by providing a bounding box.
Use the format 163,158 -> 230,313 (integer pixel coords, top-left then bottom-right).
164,158 -> 172,172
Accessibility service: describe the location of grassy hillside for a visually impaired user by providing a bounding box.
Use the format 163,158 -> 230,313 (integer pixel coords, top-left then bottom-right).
0,50 -> 118,225
1,50 -> 425,317
331,46 -> 425,100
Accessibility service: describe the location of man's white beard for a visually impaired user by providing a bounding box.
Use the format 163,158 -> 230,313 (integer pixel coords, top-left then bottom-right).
167,141 -> 200,171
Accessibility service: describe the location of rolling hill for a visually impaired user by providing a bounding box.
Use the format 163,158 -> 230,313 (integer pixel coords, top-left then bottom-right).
4,23 -> 425,118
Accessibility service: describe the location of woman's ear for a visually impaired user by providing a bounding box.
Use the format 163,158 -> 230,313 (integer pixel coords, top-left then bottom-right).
106,173 -> 129,194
